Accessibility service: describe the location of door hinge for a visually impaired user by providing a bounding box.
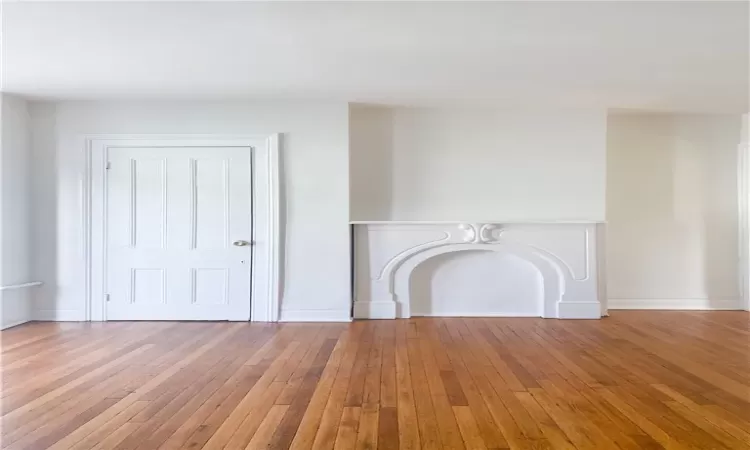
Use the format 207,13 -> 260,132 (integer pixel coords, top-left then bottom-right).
105,293 -> 111,302
106,162 -> 111,170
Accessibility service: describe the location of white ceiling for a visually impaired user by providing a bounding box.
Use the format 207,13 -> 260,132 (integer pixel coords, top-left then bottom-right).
2,1 -> 748,112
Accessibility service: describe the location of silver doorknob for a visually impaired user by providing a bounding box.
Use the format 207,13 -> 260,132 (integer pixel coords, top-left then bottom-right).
233,240 -> 251,247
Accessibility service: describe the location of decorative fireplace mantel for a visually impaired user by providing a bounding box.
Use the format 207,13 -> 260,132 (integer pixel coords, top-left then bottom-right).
352,221 -> 605,319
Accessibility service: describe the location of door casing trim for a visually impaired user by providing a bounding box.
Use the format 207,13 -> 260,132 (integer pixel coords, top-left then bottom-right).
84,134 -> 281,322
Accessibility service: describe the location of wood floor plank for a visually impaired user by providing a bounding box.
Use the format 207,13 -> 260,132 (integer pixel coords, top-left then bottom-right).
2,344 -> 153,422
595,387 -> 685,449
2,364 -> 145,445
1,323 -> 67,352
514,392 -> 575,450
355,403 -> 380,450
334,406 -> 361,450
134,361 -> 248,448
405,336 -> 442,450
416,323 -> 466,450
394,321 -> 420,450
344,328 -> 373,407
538,378 -> 628,449
44,323 -> 244,450
222,381 -> 286,449
6,396 -> 120,449
380,326 -> 398,409
67,400 -> 151,450
274,337 -> 340,450
246,404 -> 290,450
180,368 -> 267,449
144,330 -> 272,448
439,370 -> 468,406
361,334 -> 383,408
664,399 -> 748,449
275,327 -> 330,405
0,312 -> 747,450
377,406 -> 399,450
310,329 -> 361,450
93,422 -> 141,449
453,406 -> 488,450
442,331 -> 508,449
202,339 -> 305,449
652,384 -> 750,445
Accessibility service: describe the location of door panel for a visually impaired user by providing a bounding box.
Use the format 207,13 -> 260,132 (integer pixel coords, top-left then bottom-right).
106,146 -> 252,321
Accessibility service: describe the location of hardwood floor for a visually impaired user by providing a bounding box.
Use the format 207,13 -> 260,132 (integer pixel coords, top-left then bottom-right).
1,311 -> 749,449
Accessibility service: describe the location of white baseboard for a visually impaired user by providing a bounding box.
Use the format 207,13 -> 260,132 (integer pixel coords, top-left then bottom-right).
1,318 -> 32,330
557,302 -> 602,319
279,309 -> 352,322
608,298 -> 743,310
355,302 -> 604,319
411,311 -> 538,317
31,308 -> 354,323
353,301 -> 396,319
33,309 -> 86,321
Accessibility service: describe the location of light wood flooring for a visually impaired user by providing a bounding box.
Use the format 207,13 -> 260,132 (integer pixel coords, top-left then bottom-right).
1,312 -> 749,449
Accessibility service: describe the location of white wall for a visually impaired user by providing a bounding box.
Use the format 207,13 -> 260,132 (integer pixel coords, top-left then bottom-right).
742,113 -> 750,310
607,113 -> 743,309
20,101 -> 746,321
350,106 -> 608,222
0,94 -> 34,329
29,101 -> 351,321
349,106 -> 393,221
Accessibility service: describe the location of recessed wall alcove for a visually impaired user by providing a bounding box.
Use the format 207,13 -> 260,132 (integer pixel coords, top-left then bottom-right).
409,250 -> 544,317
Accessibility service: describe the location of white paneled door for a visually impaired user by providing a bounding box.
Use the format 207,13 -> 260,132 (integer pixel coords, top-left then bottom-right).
105,146 -> 253,320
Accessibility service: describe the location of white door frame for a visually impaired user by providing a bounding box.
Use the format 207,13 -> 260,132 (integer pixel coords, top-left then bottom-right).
84,134 -> 281,322
739,141 -> 750,311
